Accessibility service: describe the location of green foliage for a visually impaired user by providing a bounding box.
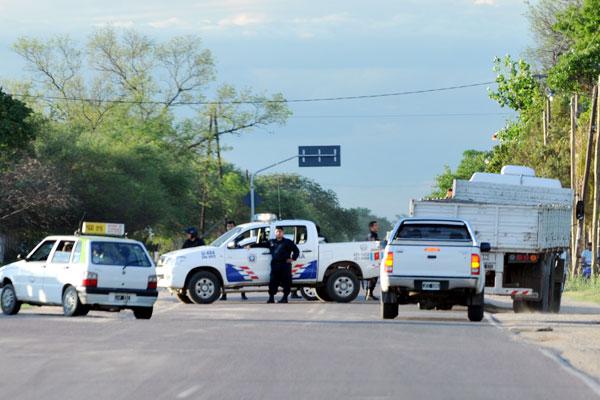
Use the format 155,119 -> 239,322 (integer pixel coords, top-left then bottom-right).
0,88 -> 39,165
431,150 -> 490,197
564,275 -> 600,303
549,0 -> 600,92
489,55 -> 542,112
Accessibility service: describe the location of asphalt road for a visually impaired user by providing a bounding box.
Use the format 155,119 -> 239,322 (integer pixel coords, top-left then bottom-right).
0,292 -> 598,400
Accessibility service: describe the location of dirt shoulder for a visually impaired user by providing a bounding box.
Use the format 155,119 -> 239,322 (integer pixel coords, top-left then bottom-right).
486,296 -> 600,383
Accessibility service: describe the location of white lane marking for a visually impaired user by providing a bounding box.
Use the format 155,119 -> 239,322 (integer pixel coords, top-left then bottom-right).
486,312 -> 600,398
539,348 -> 600,397
177,385 -> 201,399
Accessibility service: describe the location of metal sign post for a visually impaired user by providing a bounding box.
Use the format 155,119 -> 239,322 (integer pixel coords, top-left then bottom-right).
249,145 -> 341,220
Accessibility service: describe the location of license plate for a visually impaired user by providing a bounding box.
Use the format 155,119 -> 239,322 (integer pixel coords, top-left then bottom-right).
422,281 -> 440,291
110,293 -> 135,302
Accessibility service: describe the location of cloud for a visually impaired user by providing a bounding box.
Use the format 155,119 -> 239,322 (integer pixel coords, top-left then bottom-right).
93,18 -> 135,28
148,17 -> 185,29
217,13 -> 267,27
473,0 -> 496,5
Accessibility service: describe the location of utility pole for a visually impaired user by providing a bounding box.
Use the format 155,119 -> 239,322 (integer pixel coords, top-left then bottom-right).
570,93 -> 578,276
595,78 -> 600,276
574,85 -> 598,275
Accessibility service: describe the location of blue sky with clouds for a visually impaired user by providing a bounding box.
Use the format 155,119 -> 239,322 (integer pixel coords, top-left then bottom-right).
0,0 -> 531,219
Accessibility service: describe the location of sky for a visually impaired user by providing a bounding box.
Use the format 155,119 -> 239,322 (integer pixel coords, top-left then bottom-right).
0,0 -> 531,220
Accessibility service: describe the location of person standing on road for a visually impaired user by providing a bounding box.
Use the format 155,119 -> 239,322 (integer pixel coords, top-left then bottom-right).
366,221 -> 380,301
267,226 -> 299,304
182,227 -> 205,249
220,220 -> 249,301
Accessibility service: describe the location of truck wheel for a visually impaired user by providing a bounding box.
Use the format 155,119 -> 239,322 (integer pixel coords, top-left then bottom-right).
187,270 -> 221,304
535,252 -> 554,313
326,269 -> 360,303
1,284 -> 21,315
300,287 -> 318,301
550,281 -> 563,313
381,301 -> 398,319
468,304 -> 484,322
315,286 -> 332,302
175,291 -> 193,304
133,307 -> 153,319
549,254 -> 564,313
62,286 -> 83,317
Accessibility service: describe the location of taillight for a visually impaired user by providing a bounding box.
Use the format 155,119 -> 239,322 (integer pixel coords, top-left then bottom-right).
471,254 -> 481,275
384,252 -> 394,273
147,275 -> 158,290
82,271 -> 98,288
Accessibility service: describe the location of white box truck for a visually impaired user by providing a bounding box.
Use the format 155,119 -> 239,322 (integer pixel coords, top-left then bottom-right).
410,165 -> 572,313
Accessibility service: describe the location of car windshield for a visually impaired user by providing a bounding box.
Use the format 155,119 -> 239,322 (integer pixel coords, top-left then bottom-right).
395,223 -> 472,241
211,227 -> 243,247
91,241 -> 152,267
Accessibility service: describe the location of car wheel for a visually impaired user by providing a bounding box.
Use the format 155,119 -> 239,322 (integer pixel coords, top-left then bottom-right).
76,305 -> 91,316
133,307 -> 153,319
62,286 -> 83,317
468,304 -> 484,322
326,269 -> 360,303
187,271 -> 221,304
300,287 -> 318,301
175,291 -> 193,304
1,284 -> 21,315
315,286 -> 332,302
381,301 -> 398,319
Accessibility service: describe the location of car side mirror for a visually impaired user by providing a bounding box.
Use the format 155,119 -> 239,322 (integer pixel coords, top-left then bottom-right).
17,254 -> 22,260
380,240 -> 388,249
227,241 -> 236,249
480,242 -> 491,253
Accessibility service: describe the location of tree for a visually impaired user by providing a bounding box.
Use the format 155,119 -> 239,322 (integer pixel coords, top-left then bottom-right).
0,88 -> 39,165
431,150 -> 490,197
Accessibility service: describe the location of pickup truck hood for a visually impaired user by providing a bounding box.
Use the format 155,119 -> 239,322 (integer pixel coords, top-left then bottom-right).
163,245 -> 219,258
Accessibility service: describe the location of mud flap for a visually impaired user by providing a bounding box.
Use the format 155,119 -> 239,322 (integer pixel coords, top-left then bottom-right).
381,290 -> 397,304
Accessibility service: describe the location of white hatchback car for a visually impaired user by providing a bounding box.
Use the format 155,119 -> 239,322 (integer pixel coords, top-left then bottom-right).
0,225 -> 158,319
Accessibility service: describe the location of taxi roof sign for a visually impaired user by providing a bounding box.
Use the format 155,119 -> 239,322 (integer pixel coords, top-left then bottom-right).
81,222 -> 125,237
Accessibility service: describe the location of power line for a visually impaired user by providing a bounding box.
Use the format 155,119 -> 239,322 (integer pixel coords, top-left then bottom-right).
8,80 -> 496,106
290,111 -> 510,119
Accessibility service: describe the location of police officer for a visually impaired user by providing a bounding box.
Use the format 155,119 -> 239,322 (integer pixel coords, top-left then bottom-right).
267,226 -> 300,304
366,221 -> 379,300
182,227 -> 205,249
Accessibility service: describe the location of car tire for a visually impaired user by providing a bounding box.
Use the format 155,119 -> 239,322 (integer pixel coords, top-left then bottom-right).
300,287 -> 318,301
62,286 -> 83,317
175,291 -> 193,304
1,284 -> 21,315
76,305 -> 91,316
187,270 -> 221,304
468,304 -> 484,322
381,301 -> 398,319
133,307 -> 153,319
315,285 -> 332,302
326,269 -> 360,303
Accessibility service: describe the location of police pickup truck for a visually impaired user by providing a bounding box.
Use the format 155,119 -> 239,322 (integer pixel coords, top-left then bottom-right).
379,218 -> 490,322
157,219 -> 380,303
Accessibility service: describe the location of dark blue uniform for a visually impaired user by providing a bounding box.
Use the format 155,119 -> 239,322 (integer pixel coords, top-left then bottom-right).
268,237 -> 300,299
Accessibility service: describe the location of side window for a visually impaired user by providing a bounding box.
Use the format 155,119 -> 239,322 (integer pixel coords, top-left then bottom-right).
70,241 -> 82,264
280,226 -> 308,245
232,227 -> 270,249
51,240 -> 76,264
28,240 -> 56,262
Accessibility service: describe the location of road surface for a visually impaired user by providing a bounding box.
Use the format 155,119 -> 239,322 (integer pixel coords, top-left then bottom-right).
0,293 -> 598,400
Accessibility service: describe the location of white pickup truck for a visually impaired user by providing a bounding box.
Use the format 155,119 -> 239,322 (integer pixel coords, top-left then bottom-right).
156,219 -> 380,303
380,218 -> 490,322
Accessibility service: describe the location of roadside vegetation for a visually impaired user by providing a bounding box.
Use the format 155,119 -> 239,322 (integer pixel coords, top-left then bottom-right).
0,29 -> 391,262
564,276 -> 600,304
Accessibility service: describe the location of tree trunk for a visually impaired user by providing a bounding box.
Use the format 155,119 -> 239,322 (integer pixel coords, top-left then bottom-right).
595,80 -> 600,276
199,116 -> 214,234
574,85 -> 598,276
214,110 -> 223,180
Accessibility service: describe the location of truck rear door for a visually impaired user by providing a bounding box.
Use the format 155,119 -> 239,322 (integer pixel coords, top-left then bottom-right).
389,221 -> 474,278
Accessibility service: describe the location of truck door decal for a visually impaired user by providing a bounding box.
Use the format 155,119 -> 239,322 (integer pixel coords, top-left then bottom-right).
226,264 -> 260,282
292,260 -> 317,280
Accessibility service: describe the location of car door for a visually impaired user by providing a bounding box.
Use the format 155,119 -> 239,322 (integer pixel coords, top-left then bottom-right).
224,226 -> 272,286
43,239 -> 76,304
17,240 -> 57,302
278,224 -> 318,283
